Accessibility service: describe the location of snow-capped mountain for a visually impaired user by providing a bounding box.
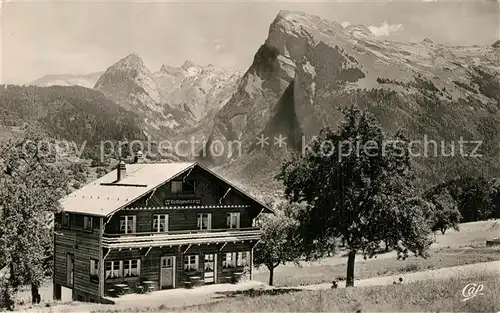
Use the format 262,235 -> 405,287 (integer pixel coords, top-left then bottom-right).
207,10 -> 500,186
92,54 -> 241,139
23,10 -> 500,188
30,72 -> 103,88
154,60 -> 242,121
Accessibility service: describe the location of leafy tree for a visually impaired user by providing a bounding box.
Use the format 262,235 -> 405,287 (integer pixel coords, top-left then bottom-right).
425,176 -> 494,223
489,178 -> 500,219
0,132 -> 68,310
253,203 -> 302,286
277,106 -> 433,287
426,190 -> 461,234
454,177 -> 494,222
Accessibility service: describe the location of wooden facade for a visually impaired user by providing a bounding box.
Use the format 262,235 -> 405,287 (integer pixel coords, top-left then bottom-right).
53,163 -> 269,303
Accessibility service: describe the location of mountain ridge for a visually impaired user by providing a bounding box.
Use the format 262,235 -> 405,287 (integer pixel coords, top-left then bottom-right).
17,10 -> 500,190
206,10 -> 500,188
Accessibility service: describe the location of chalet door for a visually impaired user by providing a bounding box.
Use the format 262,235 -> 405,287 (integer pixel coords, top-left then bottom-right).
66,253 -> 74,287
203,254 -> 216,284
160,256 -> 175,289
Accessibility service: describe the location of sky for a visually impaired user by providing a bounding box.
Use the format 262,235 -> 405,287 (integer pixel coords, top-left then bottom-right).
1,0 -> 499,84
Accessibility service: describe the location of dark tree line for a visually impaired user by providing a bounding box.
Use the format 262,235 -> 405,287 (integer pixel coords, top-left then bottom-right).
424,176 -> 500,227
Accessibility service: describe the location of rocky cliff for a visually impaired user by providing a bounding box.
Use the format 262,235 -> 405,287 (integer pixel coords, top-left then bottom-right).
208,10 -> 500,187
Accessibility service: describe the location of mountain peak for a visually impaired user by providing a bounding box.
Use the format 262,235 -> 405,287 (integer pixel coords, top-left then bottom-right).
114,53 -> 146,70
271,10 -> 343,37
181,60 -> 196,70
422,37 -> 434,44
345,24 -> 372,38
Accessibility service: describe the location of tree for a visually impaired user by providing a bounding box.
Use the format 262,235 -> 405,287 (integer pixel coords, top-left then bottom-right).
277,106 -> 433,287
425,176 -> 494,223
253,202 -> 302,286
455,177 -> 494,222
427,191 -> 461,235
0,132 -> 68,310
489,178 -> 500,219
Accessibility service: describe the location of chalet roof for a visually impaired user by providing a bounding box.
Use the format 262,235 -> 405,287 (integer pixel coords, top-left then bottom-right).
60,162 -> 271,217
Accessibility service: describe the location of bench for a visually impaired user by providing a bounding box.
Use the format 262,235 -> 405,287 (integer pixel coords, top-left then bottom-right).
107,289 -> 117,297
135,285 -> 145,294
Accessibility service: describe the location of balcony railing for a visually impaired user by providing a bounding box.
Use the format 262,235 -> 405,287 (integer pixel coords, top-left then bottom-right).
102,227 -> 261,249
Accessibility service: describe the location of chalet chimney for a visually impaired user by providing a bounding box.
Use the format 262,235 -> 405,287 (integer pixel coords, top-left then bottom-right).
133,150 -> 144,163
117,160 -> 126,181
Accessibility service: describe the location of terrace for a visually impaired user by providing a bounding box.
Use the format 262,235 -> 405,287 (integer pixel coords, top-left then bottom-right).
102,227 -> 261,249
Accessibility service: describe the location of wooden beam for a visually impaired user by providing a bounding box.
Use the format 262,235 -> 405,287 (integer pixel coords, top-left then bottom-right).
252,240 -> 261,249
145,187 -> 158,207
103,249 -> 112,260
183,244 -> 192,254
219,242 -> 227,251
145,246 -> 152,257
219,187 -> 231,204
183,167 -> 194,182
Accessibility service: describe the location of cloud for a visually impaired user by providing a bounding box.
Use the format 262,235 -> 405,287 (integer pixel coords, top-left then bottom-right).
341,21 -> 350,28
368,21 -> 404,36
212,37 -> 225,52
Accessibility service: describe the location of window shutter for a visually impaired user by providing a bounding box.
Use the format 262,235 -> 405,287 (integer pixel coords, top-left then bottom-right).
137,259 -> 141,276
165,214 -> 169,232
208,213 -> 212,230
132,216 -> 137,233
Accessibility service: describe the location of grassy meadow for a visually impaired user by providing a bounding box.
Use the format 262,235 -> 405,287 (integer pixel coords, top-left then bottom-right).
12,220 -> 500,313
86,271 -> 500,313
253,220 -> 500,286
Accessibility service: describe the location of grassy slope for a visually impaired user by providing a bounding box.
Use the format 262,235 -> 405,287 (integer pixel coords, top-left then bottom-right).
179,272 -> 500,313
66,272 -> 499,313
253,247 -> 500,287
253,219 -> 500,286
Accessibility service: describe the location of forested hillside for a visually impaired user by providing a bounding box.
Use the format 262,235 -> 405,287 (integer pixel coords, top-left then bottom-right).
0,85 -> 147,145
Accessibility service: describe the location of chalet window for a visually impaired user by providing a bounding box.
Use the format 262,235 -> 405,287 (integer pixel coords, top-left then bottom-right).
105,261 -> 123,279
83,216 -> 93,231
237,252 -> 250,267
119,216 -> 136,234
227,213 -> 240,229
184,255 -> 198,272
62,213 -> 70,228
171,180 -> 195,194
222,252 -> 236,268
153,214 -> 168,232
90,258 -> 99,281
197,213 -> 211,230
124,259 -> 140,277
171,181 -> 183,194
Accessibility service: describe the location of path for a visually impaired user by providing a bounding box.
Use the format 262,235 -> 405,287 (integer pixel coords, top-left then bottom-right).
295,260 -> 500,290
17,260 -> 499,312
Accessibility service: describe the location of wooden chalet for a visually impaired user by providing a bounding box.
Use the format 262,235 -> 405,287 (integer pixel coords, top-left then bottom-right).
53,160 -> 272,303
